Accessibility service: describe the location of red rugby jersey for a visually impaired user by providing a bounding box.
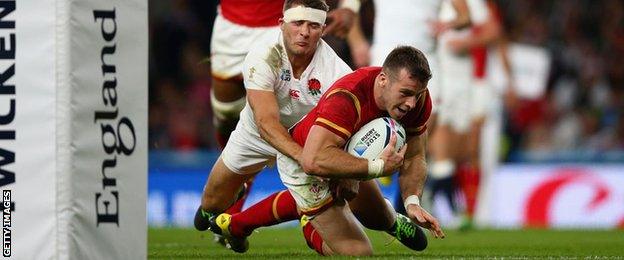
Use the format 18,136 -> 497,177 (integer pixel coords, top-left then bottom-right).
220,0 -> 283,27
291,67 -> 432,146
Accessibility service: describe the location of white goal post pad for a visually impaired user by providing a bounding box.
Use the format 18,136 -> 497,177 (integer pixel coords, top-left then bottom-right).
4,0 -> 147,259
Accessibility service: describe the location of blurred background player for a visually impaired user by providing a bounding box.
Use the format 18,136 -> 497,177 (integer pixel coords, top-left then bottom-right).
440,0 -> 508,229
209,0 -> 282,149
205,0 -> 360,221
346,0 -> 471,214
195,0 -> 358,249
422,0 -> 490,228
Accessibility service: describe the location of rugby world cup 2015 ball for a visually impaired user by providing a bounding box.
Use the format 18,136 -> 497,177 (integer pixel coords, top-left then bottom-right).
345,117 -> 406,159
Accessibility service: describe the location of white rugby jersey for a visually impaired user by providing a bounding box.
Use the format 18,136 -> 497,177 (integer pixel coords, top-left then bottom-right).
372,0 -> 442,57
240,34 -> 352,133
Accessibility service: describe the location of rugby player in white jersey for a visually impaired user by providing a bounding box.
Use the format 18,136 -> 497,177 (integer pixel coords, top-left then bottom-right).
436,0 -> 505,229
427,0 -> 490,227
196,0 -> 352,229
208,1 -> 362,229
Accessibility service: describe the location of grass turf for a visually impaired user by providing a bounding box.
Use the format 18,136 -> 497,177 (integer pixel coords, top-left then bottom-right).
149,227 -> 624,259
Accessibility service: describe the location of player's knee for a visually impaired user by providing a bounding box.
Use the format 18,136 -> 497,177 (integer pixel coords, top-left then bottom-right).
211,90 -> 246,123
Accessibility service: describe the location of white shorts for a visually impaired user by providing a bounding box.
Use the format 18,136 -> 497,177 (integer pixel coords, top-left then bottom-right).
221,120 -> 277,175
277,153 -> 334,215
210,14 -> 280,79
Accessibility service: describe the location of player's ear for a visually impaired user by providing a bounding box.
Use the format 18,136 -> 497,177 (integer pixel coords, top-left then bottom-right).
379,71 -> 388,88
279,18 -> 285,28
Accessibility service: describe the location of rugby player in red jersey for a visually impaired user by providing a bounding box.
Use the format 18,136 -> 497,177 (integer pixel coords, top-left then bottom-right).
212,46 -> 444,256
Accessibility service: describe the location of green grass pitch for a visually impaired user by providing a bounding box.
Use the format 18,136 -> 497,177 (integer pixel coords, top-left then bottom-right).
149,227 -> 624,259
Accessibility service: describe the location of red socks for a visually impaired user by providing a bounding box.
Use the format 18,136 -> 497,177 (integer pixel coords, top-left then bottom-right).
229,190 -> 299,237
457,164 -> 480,217
302,219 -> 324,255
227,189 -> 326,255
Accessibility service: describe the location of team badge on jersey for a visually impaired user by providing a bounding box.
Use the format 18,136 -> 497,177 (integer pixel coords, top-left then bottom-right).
280,69 -> 291,81
309,182 -> 322,200
307,78 -> 321,96
289,89 -> 300,100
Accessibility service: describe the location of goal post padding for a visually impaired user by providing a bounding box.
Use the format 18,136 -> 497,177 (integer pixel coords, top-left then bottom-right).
9,0 -> 147,259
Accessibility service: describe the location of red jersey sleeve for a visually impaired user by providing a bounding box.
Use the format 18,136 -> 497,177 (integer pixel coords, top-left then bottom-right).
400,90 -> 432,136
314,89 -> 362,141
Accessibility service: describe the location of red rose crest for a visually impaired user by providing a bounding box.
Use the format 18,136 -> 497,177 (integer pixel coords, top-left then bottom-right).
307,78 -> 321,96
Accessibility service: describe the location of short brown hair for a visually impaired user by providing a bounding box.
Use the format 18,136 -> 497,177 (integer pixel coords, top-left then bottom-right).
284,0 -> 330,12
382,46 -> 432,85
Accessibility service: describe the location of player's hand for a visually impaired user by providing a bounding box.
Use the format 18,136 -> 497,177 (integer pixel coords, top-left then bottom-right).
323,8 -> 356,38
428,19 -> 450,37
406,204 -> 446,239
349,40 -> 370,68
447,38 -> 471,55
378,134 -> 407,176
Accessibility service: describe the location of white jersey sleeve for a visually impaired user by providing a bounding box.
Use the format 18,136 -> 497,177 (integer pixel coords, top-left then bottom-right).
242,43 -> 280,91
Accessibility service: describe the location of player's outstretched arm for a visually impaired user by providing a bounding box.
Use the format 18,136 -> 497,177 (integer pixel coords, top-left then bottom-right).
398,133 -> 445,238
346,14 -> 370,68
248,89 -> 303,160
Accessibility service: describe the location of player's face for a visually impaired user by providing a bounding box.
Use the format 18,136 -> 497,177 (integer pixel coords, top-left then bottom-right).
280,19 -> 324,58
381,69 -> 427,120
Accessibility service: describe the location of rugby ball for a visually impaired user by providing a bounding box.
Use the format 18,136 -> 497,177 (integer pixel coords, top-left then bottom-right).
345,117 -> 406,160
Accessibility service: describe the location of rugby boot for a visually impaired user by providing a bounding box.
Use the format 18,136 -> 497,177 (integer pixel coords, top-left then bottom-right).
387,213 -> 427,251
209,213 -> 249,253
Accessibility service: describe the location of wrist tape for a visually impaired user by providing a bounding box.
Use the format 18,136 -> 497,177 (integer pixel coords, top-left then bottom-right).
403,195 -> 421,210
367,158 -> 384,178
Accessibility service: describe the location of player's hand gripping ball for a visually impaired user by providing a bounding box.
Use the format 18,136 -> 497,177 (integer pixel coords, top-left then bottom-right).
345,117 -> 406,161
